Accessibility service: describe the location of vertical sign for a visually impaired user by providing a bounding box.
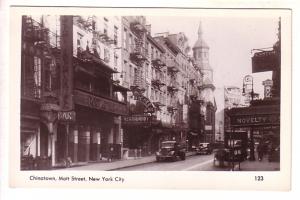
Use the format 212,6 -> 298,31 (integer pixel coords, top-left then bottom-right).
60,16 -> 74,110
183,104 -> 188,123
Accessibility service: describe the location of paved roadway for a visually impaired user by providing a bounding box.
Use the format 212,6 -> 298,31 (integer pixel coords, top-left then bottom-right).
116,154 -> 227,171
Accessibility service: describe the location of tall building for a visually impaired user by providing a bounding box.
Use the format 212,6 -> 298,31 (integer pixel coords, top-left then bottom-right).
192,21 -> 217,143
21,15 -> 128,169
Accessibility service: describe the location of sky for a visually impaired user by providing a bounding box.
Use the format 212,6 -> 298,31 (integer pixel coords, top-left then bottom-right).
146,16 -> 279,111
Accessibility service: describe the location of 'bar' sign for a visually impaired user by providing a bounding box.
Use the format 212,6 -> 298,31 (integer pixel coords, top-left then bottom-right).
58,111 -> 76,122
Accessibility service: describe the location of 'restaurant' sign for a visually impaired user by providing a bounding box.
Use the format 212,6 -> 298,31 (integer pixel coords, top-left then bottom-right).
122,115 -> 157,126
74,90 -> 128,115
231,114 -> 280,126
58,111 -> 76,122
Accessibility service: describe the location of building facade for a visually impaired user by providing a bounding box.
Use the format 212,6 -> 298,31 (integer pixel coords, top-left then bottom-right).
21,15 -> 213,169
21,15 -> 128,169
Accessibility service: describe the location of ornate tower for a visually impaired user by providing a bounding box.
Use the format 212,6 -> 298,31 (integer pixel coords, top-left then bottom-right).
193,21 -> 216,143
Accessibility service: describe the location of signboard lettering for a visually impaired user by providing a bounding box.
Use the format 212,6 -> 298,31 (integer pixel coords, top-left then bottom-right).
122,115 -> 156,125
231,114 -> 280,126
58,111 -> 76,121
74,90 -> 128,115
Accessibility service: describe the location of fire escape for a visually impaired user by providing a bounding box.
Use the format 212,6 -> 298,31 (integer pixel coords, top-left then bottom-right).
22,16 -> 59,100
129,18 -> 148,94
22,16 -> 60,134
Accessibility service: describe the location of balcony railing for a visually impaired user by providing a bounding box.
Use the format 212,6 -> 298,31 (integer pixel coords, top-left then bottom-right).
129,44 -> 148,64
23,16 -> 60,49
93,31 -> 115,45
152,56 -> 166,69
74,81 -> 125,103
151,78 -> 165,90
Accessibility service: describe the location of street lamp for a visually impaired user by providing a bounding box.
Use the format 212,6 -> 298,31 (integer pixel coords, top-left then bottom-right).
242,75 -> 255,161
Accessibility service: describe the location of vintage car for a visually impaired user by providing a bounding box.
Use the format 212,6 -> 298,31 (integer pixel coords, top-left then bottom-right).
156,141 -> 186,162
196,143 -> 213,155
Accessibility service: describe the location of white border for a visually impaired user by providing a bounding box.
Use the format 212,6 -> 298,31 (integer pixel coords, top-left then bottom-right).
7,7 -> 292,191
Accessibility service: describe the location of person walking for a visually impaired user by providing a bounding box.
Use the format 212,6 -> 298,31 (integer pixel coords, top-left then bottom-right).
257,142 -> 264,161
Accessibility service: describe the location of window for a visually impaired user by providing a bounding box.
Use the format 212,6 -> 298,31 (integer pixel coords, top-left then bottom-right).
114,26 -> 118,45
103,17 -> 108,35
104,48 -> 110,63
151,46 -> 154,59
145,63 -> 149,79
129,34 -> 133,52
114,52 -> 118,66
123,28 -> 127,49
145,42 -> 149,56
77,32 -> 83,49
92,20 -> 96,31
33,56 -> 41,98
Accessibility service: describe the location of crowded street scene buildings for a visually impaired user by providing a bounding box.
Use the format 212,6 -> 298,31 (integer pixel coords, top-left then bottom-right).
20,15 -> 217,169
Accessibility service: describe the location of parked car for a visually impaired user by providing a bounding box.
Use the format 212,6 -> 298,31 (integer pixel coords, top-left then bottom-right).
156,141 -> 186,162
196,143 -> 213,155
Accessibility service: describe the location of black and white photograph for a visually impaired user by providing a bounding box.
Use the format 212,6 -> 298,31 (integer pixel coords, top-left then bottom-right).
8,6 -> 292,190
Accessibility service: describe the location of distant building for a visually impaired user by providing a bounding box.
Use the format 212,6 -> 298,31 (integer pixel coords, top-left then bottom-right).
262,79 -> 273,99
224,86 -> 242,109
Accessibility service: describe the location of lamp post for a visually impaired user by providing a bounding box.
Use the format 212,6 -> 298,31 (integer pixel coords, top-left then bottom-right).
243,75 -> 255,161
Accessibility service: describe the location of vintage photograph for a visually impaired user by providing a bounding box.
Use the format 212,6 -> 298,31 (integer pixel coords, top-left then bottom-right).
19,13 -> 283,173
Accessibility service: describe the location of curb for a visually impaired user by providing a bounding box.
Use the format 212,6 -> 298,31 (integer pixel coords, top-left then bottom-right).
107,152 -> 197,171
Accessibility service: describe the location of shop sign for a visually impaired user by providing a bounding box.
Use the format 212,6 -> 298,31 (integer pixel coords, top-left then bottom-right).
231,114 -> 280,126
252,50 -> 277,73
74,90 -> 128,115
58,111 -> 76,122
122,115 -> 155,125
205,125 -> 212,130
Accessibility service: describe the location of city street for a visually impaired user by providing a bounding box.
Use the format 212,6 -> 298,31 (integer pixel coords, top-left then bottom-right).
116,154 -> 221,171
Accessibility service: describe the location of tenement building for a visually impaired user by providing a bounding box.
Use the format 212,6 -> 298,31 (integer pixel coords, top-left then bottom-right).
21,15 -> 128,169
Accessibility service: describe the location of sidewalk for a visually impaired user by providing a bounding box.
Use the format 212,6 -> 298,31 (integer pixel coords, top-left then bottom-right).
237,157 -> 280,171
58,152 -> 197,171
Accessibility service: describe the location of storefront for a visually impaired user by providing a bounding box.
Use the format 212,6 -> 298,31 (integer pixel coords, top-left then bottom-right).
226,101 -> 280,160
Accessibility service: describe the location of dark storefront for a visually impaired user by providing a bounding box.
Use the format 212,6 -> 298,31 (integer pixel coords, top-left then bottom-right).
227,101 -> 280,161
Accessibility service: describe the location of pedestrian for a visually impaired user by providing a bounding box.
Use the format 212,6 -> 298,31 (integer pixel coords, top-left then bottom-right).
109,145 -> 114,162
257,142 -> 264,161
